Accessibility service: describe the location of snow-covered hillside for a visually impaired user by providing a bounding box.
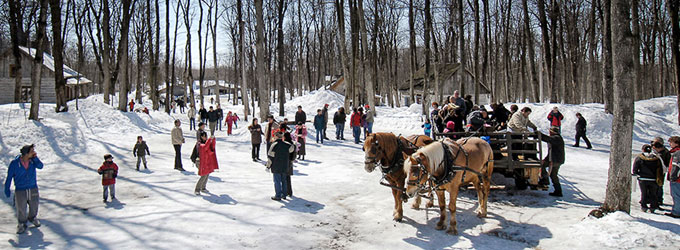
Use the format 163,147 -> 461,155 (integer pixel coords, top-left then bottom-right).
0,91 -> 678,249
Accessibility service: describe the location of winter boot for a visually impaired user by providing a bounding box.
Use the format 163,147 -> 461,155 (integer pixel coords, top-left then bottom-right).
29,219 -> 41,228
16,224 -> 26,234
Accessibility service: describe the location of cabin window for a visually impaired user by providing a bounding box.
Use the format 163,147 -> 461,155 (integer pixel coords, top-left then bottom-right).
9,64 -> 18,77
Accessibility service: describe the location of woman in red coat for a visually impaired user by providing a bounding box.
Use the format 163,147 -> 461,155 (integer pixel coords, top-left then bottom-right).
193,132 -> 218,195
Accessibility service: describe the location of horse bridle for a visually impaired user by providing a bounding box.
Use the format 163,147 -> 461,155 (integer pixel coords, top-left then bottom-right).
364,135 -> 404,172
364,137 -> 382,166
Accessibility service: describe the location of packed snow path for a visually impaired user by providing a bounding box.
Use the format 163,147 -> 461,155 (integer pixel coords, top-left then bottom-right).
1,92 -> 679,249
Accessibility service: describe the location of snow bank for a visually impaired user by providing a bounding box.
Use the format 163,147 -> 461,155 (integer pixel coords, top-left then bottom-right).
563,212 -> 680,249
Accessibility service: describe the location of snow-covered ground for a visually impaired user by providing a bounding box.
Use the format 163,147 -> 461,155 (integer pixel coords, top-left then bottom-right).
0,91 -> 678,249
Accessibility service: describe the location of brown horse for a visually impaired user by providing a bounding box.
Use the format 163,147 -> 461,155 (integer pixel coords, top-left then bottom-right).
404,137 -> 494,234
363,133 -> 434,221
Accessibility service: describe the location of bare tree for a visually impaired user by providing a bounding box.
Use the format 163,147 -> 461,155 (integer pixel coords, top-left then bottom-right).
50,0 -> 67,112
256,0 -> 270,120
276,0 -> 287,116
597,0 -> 636,215
117,0 -> 136,112
669,0 -> 680,124
29,0 -> 49,120
7,0 -> 28,103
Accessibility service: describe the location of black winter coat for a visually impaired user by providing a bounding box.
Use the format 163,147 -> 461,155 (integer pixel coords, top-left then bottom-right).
207,110 -> 219,122
216,108 -> 224,119
295,111 -> 307,125
493,105 -> 511,124
133,141 -> 150,156
576,117 -> 587,134
267,139 -> 294,173
333,111 -> 346,124
199,108 -> 208,119
633,154 -> 662,180
540,133 -> 565,164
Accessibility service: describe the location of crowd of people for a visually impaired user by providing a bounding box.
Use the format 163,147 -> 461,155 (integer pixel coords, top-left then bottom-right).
5,93 -> 680,236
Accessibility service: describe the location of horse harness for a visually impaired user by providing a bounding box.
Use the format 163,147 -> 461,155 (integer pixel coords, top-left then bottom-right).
367,135 -> 422,192
410,140 -> 488,193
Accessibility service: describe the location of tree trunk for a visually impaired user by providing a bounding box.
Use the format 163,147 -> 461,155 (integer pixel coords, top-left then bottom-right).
458,0 -> 466,94
423,0 -> 432,116
255,0 -> 270,120
522,0 -> 540,102
165,0 -> 171,113
238,0 -> 250,121
8,0 -> 26,103
29,0 -> 49,120
50,0 -> 67,112
408,0 -> 416,104
537,0 -> 552,102
277,0 -> 286,116
668,0 -> 680,124
600,0 -> 635,214
335,0 -> 352,110
358,0 -> 375,116
117,0 -> 134,112
601,0 -> 614,114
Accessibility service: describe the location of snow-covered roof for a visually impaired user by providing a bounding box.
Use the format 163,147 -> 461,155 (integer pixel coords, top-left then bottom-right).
19,46 -> 92,85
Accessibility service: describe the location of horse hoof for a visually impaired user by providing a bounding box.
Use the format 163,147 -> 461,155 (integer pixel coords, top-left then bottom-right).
411,203 -> 420,210
446,228 -> 458,235
426,201 -> 434,208
435,224 -> 446,231
477,212 -> 487,218
393,217 -> 403,222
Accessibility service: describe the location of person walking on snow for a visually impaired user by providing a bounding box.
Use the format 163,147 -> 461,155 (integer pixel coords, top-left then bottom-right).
4,144 -> 43,234
172,120 -> 186,171
216,105 -> 224,131
322,104 -> 330,140
573,113 -> 592,149
133,136 -> 150,171
249,118 -> 264,161
129,100 -> 135,112
98,154 -> 119,203
199,105 -> 208,124
293,122 -> 308,160
547,107 -> 564,133
665,136 -> 680,218
188,104 -> 197,131
350,108 -> 363,144
363,105 -> 374,139
333,107 -> 346,140
225,111 -> 237,135
284,132 -> 297,198
234,114 -> 240,129
207,106 -> 219,136
191,132 -> 218,195
538,127 -> 565,197
652,137 -> 671,207
633,144 -> 662,212
314,109 -> 325,144
295,106 -> 307,125
267,132 -> 295,201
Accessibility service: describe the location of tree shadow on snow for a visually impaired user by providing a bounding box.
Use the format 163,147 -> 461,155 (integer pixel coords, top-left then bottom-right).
8,226 -> 53,250
201,193 -> 237,205
634,216 -> 680,234
280,196 -> 325,214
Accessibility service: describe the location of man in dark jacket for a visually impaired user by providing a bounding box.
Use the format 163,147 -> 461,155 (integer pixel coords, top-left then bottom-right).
573,113 -> 592,149
5,145 -> 43,234
207,106 -> 219,136
133,136 -> 151,171
652,137 -> 671,206
314,109 -> 325,144
295,106 -> 307,125
491,103 -> 511,130
464,95 -> 474,117
267,132 -> 295,200
216,104 -> 224,131
633,144 -> 662,212
199,105 -> 208,124
322,104 -> 330,140
466,109 -> 489,132
539,127 -> 565,197
333,107 -> 347,140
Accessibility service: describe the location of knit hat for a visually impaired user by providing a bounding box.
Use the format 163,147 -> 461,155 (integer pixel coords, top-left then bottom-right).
446,121 -> 455,129
104,154 -> 113,160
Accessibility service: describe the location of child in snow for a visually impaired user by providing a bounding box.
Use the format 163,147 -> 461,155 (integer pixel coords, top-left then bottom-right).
314,109 -> 325,144
133,136 -> 150,171
191,132 -> 218,195
443,121 -> 456,140
234,114 -> 240,129
225,111 -> 236,135
98,154 -> 119,203
422,119 -> 432,137
293,121 -> 308,160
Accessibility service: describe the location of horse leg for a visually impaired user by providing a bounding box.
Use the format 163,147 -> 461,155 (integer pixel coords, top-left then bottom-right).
447,186 -> 460,235
435,190 -> 447,230
412,194 -> 422,209
473,180 -> 487,218
392,188 -> 403,221
426,190 -> 435,208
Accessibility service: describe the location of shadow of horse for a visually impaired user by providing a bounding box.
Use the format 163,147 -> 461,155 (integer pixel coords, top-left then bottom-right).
201,193 -> 238,205
280,196 -> 325,214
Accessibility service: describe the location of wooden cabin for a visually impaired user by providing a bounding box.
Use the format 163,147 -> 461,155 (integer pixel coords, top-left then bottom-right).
0,46 -> 91,104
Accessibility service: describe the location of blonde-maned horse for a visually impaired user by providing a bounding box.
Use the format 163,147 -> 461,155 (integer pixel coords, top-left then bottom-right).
403,137 -> 494,234
363,133 -> 434,221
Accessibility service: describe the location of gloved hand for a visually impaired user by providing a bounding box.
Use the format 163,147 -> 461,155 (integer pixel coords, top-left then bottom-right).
4,188 -> 10,198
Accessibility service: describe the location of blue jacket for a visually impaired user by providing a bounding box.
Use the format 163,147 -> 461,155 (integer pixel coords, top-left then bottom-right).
313,114 -> 325,130
422,123 -> 432,134
5,155 -> 44,197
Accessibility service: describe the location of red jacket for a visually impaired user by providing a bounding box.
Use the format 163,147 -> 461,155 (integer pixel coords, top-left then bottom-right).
547,111 -> 564,127
198,137 -> 218,176
98,162 -> 119,186
350,112 -> 362,127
